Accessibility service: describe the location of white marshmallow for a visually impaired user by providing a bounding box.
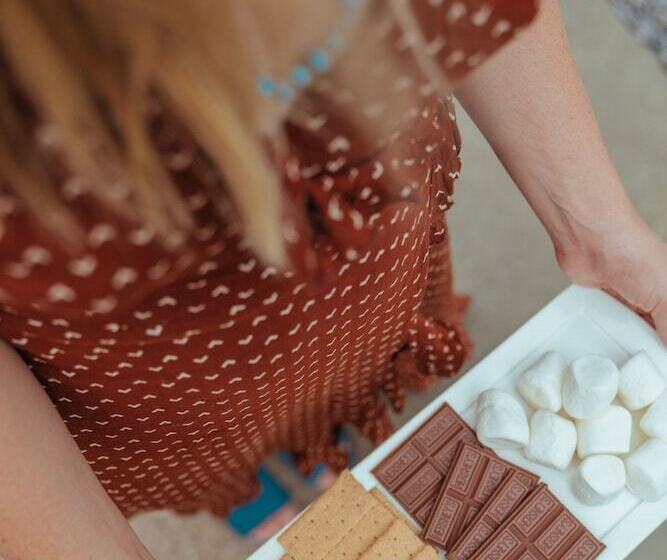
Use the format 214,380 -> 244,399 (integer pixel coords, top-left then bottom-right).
562,355 -> 619,419
619,351 -> 666,411
640,392 -> 667,440
576,405 -> 632,458
476,389 -> 529,449
524,410 -> 577,471
574,455 -> 626,506
478,389 -> 525,416
517,351 -> 567,412
625,439 -> 667,502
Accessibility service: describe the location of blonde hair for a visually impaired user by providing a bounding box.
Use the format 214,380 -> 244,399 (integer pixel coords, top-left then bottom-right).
0,0 -> 449,265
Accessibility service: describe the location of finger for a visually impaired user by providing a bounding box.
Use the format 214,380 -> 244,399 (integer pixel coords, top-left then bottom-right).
653,300 -> 667,346
601,286 -> 656,329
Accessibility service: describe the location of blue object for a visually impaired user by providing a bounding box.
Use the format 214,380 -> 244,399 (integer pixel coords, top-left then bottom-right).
292,65 -> 313,87
227,467 -> 289,536
256,0 -> 363,99
309,49 -> 331,72
257,77 -> 276,97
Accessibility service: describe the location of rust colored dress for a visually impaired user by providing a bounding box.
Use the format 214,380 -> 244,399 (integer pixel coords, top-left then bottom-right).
0,1 -> 537,516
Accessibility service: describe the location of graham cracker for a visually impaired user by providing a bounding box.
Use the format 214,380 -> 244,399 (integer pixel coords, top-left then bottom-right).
279,470 -> 376,560
370,488 -> 416,532
324,499 -> 395,560
359,519 -> 424,560
411,546 -> 439,560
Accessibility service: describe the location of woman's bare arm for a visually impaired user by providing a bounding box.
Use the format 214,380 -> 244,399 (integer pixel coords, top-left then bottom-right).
0,340 -> 154,560
455,0 -> 667,342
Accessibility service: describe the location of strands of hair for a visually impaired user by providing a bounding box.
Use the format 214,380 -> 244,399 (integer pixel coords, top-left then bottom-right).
0,0 -> 450,265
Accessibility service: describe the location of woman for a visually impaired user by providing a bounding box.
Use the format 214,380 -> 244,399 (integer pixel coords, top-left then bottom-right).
0,1 -> 665,558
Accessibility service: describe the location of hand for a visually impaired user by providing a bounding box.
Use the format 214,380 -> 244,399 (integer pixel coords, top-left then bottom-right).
556,217 -> 667,345
452,0 -> 665,342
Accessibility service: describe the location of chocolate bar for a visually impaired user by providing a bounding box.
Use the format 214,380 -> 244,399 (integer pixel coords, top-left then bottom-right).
421,443 -> 539,551
448,470 -> 539,560
372,403 -> 481,526
472,483 -> 604,560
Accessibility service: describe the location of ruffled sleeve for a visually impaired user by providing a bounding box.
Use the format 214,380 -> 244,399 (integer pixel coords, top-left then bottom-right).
412,0 -> 539,84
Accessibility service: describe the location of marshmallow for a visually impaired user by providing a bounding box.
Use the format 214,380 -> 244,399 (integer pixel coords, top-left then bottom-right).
562,355 -> 619,419
574,455 -> 626,506
476,389 -> 529,449
478,389 -> 525,417
524,410 -> 577,471
625,439 -> 667,502
517,351 -> 567,412
576,405 -> 632,458
640,392 -> 667,441
619,351 -> 665,411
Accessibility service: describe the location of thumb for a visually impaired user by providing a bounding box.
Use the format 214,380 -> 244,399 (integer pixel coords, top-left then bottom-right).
653,298 -> 667,347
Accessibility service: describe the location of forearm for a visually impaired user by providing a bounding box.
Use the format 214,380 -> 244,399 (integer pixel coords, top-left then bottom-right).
0,340 -> 153,560
454,0 -> 647,262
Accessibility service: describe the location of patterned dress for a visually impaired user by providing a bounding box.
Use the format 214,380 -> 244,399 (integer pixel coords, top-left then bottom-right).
0,1 -> 537,517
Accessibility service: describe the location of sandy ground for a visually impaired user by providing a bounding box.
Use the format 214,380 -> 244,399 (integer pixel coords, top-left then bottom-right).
24,1 -> 667,559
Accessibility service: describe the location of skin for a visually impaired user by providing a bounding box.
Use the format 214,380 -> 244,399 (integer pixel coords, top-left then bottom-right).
0,1 -> 665,558
0,340 -> 154,560
455,0 -> 667,342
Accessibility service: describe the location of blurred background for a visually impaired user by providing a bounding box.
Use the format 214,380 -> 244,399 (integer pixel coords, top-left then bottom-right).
127,1 -> 667,558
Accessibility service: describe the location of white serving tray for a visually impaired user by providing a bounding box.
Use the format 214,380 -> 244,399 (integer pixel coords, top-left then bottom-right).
248,286 -> 667,560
